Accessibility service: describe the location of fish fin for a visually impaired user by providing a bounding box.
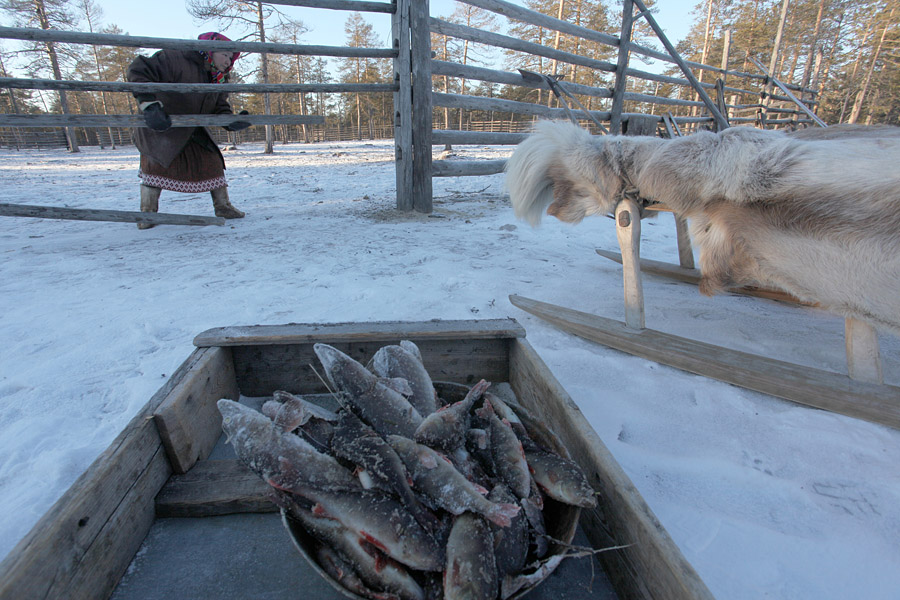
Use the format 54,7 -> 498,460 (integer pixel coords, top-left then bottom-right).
487,502 -> 521,528
379,376 -> 413,397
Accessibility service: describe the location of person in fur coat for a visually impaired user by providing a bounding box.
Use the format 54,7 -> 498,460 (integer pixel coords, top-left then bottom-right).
127,32 -> 250,229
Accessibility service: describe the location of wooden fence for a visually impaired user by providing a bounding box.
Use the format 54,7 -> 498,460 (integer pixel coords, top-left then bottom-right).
419,0 -> 821,212
0,0 -> 821,216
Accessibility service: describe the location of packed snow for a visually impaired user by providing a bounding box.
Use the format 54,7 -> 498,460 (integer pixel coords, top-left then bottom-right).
0,138 -> 898,599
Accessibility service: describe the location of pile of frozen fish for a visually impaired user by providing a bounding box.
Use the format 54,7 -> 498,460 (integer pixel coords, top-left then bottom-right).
217,341 -> 597,600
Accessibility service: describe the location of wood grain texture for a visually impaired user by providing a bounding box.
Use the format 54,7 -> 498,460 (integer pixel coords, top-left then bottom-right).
155,460 -> 274,518
509,294 -> 900,431
153,347 -> 240,474
193,319 -> 525,347
0,349 -> 209,600
615,198 -> 645,330
0,203 -> 224,227
509,339 -> 714,600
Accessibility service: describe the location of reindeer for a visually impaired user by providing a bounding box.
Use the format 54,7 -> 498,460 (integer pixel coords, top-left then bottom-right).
506,120 -> 900,335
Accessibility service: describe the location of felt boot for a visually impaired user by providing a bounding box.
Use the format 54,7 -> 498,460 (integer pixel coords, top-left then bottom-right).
138,184 -> 161,230
211,187 -> 245,219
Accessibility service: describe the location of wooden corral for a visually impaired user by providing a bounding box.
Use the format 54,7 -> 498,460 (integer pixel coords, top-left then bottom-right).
0,319 -> 714,600
0,0 -> 821,215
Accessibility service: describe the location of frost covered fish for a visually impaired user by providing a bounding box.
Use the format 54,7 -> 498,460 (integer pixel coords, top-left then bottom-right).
297,486 -> 444,572
480,401 -> 532,500
331,410 -> 440,532
314,343 -> 423,437
386,435 -> 521,528
525,450 -> 597,508
315,545 -> 401,600
370,341 -> 438,416
414,379 -> 490,451
289,502 -> 426,600
444,512 -> 498,600
261,389 -> 339,432
217,399 -> 358,493
488,485 -> 529,576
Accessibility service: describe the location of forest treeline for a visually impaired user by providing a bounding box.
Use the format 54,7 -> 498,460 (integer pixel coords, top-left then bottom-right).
0,0 -> 897,149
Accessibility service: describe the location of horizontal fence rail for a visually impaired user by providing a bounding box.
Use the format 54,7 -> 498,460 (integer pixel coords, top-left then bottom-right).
0,77 -> 398,96
0,114 -> 325,128
0,26 -> 397,59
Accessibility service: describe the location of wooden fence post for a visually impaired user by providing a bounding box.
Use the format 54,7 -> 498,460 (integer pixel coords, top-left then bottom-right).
610,0 -> 634,135
392,0 -> 413,211
409,0 -> 433,213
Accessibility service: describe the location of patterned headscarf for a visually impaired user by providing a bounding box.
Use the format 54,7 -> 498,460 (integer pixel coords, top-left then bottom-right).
198,32 -> 240,84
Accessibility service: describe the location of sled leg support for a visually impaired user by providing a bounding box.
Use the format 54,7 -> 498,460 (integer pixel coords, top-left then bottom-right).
845,318 -> 883,384
615,198 -> 645,330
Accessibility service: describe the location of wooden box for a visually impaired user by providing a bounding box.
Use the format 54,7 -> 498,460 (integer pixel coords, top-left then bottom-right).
0,319 -> 712,600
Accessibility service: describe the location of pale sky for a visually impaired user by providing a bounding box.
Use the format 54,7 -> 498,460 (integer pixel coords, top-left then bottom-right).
90,1 -> 697,49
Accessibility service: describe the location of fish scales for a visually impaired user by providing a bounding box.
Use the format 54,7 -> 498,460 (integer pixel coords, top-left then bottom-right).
444,512 -> 499,600
290,501 -> 426,600
370,342 -> 439,416
315,343 -> 423,437
414,379 -> 490,451
331,410 -> 440,532
525,450 -> 598,509
298,486 -> 445,572
488,485 -> 529,577
217,399 -> 358,494
386,435 -> 520,528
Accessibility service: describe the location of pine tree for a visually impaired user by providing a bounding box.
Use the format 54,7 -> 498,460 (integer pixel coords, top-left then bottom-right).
1,0 -> 80,150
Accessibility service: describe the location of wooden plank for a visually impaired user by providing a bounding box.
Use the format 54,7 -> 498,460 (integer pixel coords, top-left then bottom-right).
630,0 -> 729,131
393,0 -> 413,211
845,318 -> 883,384
431,60 -> 613,99
673,216 -> 695,269
610,0 -> 635,136
615,199 -> 645,330
0,76 -> 396,95
508,294 -> 900,431
432,130 -> 526,145
0,114 -> 325,128
0,349 -> 210,600
429,18 -> 616,74
595,249 -> 814,305
0,26 -> 395,59
156,459 -> 275,518
433,91 -> 611,122
509,339 -> 714,600
0,203 -> 224,227
432,159 -> 507,177
230,337 -> 512,397
66,448 -> 170,600
264,0 -> 395,12
409,0 -> 433,212
153,347 -> 240,475
193,319 -> 525,347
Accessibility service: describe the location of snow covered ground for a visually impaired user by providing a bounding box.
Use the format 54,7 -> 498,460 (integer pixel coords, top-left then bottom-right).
0,139 -> 898,599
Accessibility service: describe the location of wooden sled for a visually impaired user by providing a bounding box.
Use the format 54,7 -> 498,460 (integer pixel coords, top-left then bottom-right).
0,319 -> 714,600
509,295 -> 900,431
595,249 -> 815,306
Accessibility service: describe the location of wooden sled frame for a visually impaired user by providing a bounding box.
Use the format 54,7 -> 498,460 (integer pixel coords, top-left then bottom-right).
511,193 -> 900,432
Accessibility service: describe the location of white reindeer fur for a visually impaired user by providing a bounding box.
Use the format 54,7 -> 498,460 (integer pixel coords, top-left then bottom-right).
505,120 -> 900,334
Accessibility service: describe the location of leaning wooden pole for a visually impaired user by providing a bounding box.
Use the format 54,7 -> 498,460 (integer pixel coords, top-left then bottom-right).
631,0 -> 729,131
0,203 -> 225,227
409,0 -> 433,213
393,0 -> 413,211
609,0 -> 634,134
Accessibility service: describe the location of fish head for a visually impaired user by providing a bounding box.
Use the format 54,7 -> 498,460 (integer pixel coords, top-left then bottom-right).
313,343 -> 375,397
